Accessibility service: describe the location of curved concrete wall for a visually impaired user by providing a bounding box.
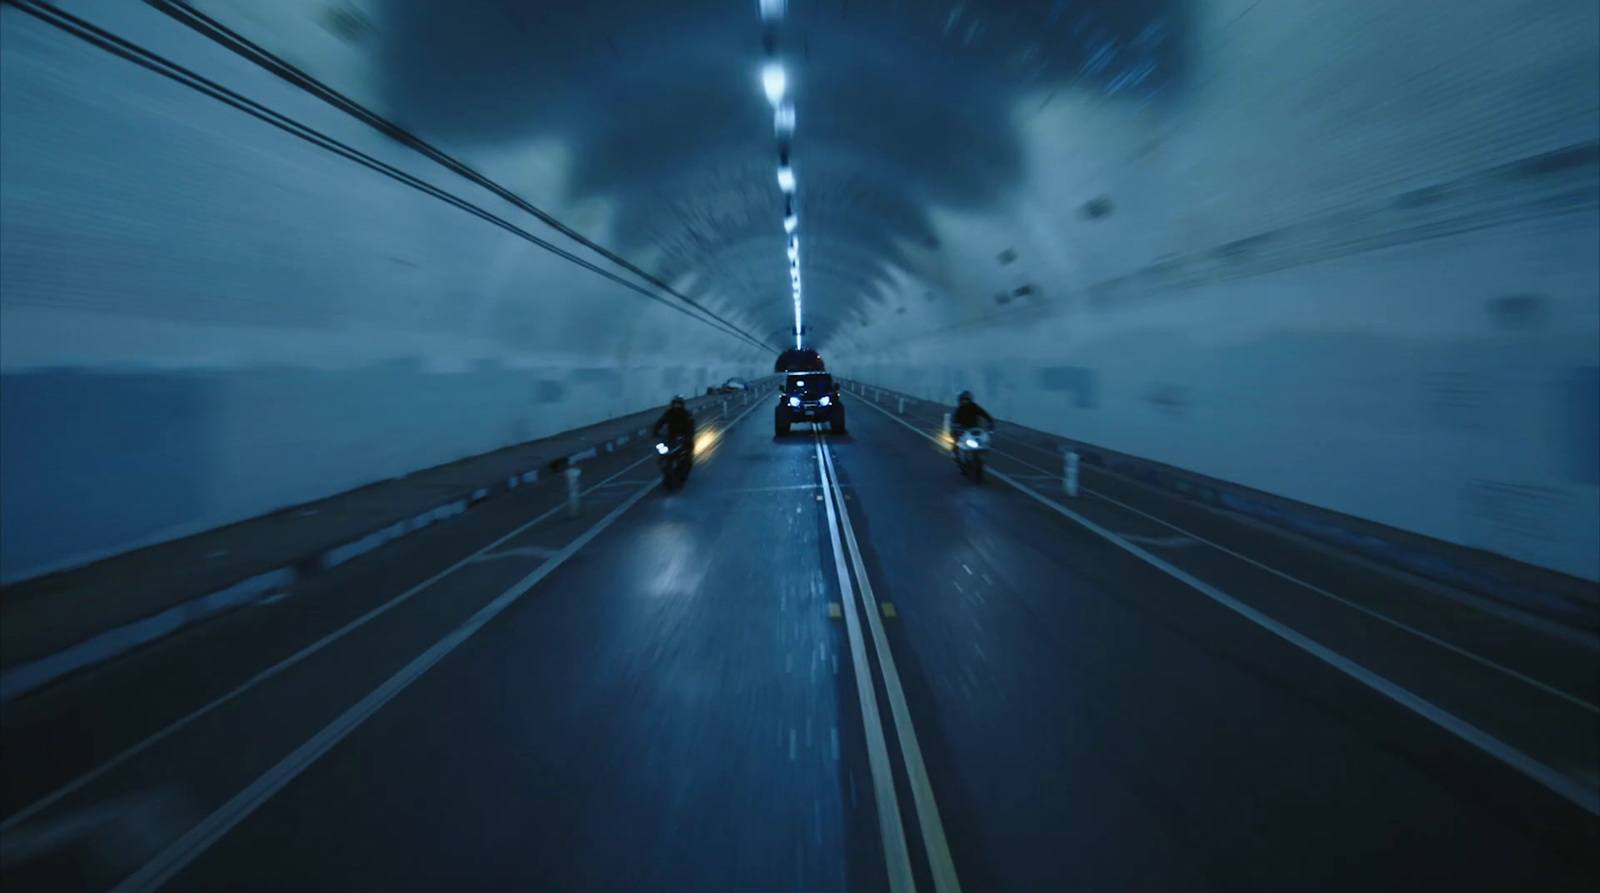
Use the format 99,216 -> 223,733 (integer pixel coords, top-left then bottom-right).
3,0 -> 1596,587
828,0 -> 1600,581
0,6 -> 768,583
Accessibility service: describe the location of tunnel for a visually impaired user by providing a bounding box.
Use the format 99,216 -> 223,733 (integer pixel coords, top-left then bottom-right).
1,0 -> 1597,889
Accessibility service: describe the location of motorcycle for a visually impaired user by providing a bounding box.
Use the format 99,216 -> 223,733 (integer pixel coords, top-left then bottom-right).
656,435 -> 693,490
954,428 -> 992,483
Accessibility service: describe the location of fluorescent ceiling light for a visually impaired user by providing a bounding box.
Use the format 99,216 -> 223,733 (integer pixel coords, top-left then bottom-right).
759,0 -> 786,21
784,214 -> 797,233
777,166 -> 795,192
762,64 -> 787,105
774,102 -> 795,134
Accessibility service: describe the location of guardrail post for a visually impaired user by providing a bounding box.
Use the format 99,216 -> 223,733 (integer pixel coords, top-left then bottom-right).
942,412 -> 951,439
1064,449 -> 1079,497
897,396 -> 905,415
565,464 -> 582,517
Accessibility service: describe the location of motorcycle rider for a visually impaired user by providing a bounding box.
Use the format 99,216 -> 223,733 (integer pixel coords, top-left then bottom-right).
950,390 -> 994,455
653,395 -> 697,462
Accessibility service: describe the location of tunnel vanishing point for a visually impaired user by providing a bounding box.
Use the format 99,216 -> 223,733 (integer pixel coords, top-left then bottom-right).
0,2 -> 1597,892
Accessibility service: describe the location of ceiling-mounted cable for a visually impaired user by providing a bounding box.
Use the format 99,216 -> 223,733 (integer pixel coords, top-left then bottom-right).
136,0 -> 778,353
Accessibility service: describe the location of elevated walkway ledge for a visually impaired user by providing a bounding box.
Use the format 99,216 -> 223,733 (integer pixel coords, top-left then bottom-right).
0,386 -> 773,702
838,379 -> 1600,631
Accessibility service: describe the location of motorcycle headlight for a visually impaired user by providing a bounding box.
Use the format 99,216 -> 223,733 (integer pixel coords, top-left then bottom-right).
655,442 -> 669,454
820,395 -> 831,406
789,396 -> 801,407
964,438 -> 979,449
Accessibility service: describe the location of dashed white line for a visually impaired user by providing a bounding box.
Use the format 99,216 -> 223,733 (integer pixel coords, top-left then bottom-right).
91,394 -> 779,891
466,546 -> 562,563
2,446 -> 670,836
112,478 -> 668,893
856,393 -> 1600,815
1119,534 -> 1199,549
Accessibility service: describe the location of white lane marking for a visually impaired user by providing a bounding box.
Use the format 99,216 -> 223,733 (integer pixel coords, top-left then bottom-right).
5,395 -> 772,837
1210,499 -> 1599,650
3,461 -> 646,834
1080,480 -> 1600,659
857,395 -> 1600,815
590,479 -> 654,490
1120,534 -> 1200,549
857,397 -> 1600,713
813,441 -> 918,893
992,464 -> 1600,814
961,564 -> 972,576
112,476 -> 665,893
466,546 -> 562,563
819,439 -> 963,893
985,429 -> 1598,652
0,791 -> 185,870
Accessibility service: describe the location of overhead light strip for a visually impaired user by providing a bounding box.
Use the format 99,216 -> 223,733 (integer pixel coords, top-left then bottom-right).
758,4 -> 802,349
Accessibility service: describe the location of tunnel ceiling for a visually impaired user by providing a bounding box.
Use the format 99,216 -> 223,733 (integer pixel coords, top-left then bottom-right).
184,0 -> 1188,353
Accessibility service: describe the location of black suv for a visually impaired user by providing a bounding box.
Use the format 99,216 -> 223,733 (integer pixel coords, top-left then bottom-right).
775,372 -> 845,435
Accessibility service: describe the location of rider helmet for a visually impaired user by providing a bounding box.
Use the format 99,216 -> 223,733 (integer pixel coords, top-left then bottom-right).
958,390 -> 973,404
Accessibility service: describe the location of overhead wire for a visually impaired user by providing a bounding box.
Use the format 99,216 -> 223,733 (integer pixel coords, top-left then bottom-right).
4,0 -> 777,354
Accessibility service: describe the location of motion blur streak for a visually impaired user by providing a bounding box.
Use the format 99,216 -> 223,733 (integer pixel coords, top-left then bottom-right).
1,1 -> 1597,892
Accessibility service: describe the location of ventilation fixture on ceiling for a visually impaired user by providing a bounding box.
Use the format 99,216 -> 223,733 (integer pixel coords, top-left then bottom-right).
1080,196 -> 1114,220
1488,294 -> 1546,330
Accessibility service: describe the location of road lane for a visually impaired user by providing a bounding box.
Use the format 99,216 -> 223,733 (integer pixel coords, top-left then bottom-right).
146,411 -> 884,892
827,395 -> 1596,892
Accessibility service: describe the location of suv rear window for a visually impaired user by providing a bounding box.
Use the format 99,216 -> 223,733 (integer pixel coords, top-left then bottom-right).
785,374 -> 834,395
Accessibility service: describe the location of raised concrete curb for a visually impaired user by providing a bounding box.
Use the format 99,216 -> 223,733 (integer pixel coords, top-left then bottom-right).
840,379 -> 1600,628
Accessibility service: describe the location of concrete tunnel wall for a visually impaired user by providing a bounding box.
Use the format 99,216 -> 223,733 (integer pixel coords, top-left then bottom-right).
0,6 -> 769,584
1,0 -> 1597,587
826,0 -> 1600,582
